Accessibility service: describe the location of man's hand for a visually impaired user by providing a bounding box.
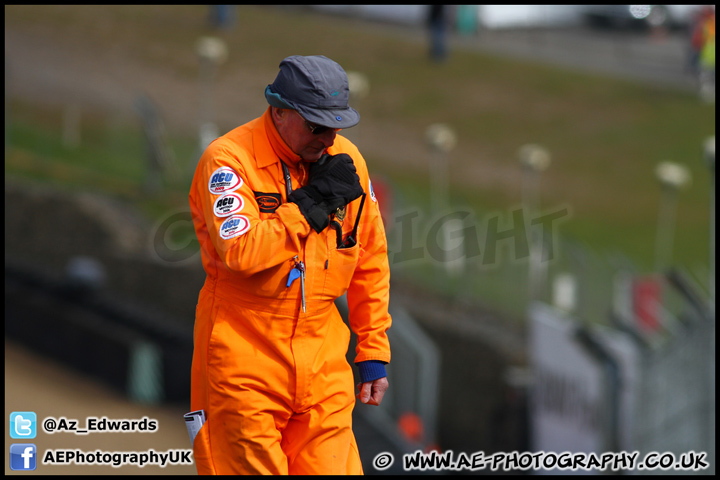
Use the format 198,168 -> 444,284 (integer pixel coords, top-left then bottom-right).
356,377 -> 389,406
308,153 -> 364,206
288,153 -> 363,233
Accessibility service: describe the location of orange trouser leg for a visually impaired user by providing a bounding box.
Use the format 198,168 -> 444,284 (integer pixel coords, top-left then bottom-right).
208,387 -> 294,475
192,382 -> 293,474
194,299 -> 296,474
283,310 -> 364,475
282,395 -> 363,475
193,293 -> 362,474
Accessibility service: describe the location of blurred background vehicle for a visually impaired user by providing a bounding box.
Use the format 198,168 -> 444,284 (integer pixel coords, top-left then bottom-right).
581,5 -> 703,30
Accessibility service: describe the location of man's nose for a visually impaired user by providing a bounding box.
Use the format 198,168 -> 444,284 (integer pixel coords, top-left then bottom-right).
319,129 -> 338,147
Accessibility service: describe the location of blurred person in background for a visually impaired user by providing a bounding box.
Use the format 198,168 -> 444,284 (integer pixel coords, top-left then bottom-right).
690,5 -> 715,100
188,55 -> 392,474
698,8 -> 715,75
209,5 -> 235,30
427,5 -> 449,62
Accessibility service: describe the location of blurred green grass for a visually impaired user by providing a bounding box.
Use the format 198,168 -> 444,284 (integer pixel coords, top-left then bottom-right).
5,5 -> 715,320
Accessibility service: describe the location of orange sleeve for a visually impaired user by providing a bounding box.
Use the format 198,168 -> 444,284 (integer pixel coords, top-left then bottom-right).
190,137 -> 311,277
343,147 -> 392,364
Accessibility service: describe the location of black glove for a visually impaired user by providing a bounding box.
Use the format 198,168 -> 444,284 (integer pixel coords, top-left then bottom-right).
288,187 -> 345,233
308,153 -> 364,206
288,154 -> 364,233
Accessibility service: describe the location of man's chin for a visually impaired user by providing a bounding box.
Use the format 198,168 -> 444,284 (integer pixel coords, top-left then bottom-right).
301,150 -> 326,163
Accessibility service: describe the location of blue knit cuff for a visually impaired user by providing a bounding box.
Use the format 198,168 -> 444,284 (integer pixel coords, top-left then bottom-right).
356,360 -> 387,383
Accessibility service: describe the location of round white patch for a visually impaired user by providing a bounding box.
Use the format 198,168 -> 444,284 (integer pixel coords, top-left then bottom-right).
213,193 -> 244,217
219,215 -> 251,240
208,166 -> 243,195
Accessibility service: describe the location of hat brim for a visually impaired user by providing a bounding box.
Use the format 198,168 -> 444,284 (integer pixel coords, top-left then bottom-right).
295,104 -> 360,130
265,85 -> 360,129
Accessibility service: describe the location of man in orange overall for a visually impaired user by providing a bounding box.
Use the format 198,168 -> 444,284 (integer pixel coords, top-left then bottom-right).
189,55 -> 392,475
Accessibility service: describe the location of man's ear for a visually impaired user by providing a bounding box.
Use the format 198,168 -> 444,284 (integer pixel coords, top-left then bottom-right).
271,106 -> 288,124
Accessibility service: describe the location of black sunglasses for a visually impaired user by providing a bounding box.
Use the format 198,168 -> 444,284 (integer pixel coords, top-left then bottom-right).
296,111 -> 339,135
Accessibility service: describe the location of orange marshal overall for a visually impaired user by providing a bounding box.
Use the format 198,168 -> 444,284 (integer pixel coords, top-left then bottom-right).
189,108 -> 392,474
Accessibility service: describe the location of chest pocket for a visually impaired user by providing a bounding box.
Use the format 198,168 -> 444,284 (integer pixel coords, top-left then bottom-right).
322,232 -> 362,301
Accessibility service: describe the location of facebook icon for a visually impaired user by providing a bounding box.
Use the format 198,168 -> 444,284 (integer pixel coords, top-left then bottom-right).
10,444 -> 37,471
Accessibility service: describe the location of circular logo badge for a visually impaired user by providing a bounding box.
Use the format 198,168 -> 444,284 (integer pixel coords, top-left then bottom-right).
219,215 -> 250,240
213,193 -> 244,217
208,166 -> 243,195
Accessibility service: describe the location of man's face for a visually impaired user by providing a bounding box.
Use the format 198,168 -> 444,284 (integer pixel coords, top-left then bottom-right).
273,108 -> 339,162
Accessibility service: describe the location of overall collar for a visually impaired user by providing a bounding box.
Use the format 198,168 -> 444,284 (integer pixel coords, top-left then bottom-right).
259,107 -> 303,168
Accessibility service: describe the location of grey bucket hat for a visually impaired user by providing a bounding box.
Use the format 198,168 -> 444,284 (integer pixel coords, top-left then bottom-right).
265,55 -> 360,129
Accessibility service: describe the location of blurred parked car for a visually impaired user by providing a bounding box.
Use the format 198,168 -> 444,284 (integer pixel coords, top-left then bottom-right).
582,5 -> 702,30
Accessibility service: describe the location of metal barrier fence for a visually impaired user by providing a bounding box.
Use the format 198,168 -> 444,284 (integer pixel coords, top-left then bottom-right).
632,289 -> 715,475
336,294 -> 442,454
386,194 -> 714,473
529,268 -> 714,475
